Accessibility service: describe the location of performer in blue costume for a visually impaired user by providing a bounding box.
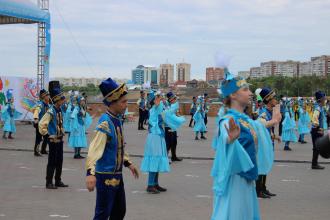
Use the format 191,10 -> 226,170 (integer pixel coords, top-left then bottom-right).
256,87 -> 282,199
188,96 -> 197,127
2,89 -> 22,139
281,101 -> 298,151
310,91 -> 328,169
164,91 -> 185,162
85,78 -> 139,220
298,100 -> 310,144
193,96 -> 207,140
211,66 -> 261,220
141,91 -> 171,194
68,95 -> 92,159
63,91 -> 76,135
39,81 -> 68,189
33,89 -> 50,156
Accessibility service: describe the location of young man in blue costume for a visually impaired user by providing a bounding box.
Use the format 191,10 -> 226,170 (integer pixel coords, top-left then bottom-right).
165,91 -> 183,162
85,78 -> 139,220
188,96 -> 197,127
39,81 -> 68,189
310,91 -> 328,170
257,87 -> 282,198
211,68 -> 262,220
33,89 -> 50,156
137,90 -> 147,130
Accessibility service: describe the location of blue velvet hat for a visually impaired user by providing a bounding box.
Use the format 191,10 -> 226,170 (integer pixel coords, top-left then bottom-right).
315,90 -> 326,101
166,91 -> 176,101
6,89 -> 13,102
39,89 -> 49,99
99,78 -> 127,106
260,87 -> 276,104
220,68 -> 250,98
49,81 -> 65,103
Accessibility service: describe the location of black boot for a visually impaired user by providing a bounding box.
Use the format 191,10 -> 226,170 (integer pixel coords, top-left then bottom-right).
8,132 -> 14,139
311,150 -> 325,169
3,132 -> 7,139
34,144 -> 42,157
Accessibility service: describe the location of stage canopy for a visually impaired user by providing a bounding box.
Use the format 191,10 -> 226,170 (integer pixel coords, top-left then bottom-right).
0,0 -> 50,24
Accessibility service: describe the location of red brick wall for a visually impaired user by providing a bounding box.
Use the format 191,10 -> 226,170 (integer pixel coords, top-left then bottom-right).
87,102 -> 222,117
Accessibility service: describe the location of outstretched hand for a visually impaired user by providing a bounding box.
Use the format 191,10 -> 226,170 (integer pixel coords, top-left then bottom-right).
225,117 -> 241,144
128,164 -> 139,179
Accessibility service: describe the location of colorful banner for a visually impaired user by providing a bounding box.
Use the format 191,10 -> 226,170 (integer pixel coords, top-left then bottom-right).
0,76 -> 39,121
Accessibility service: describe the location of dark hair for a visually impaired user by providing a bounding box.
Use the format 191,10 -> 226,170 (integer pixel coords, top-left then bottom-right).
224,97 -> 231,107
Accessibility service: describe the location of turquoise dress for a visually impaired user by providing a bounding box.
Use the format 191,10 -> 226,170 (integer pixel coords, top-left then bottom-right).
63,102 -> 74,133
140,102 -> 170,173
281,108 -> 298,142
68,105 -> 92,148
253,120 -> 274,175
211,109 -> 260,220
1,103 -> 22,133
193,104 -> 207,132
163,101 -> 186,131
298,107 -> 310,135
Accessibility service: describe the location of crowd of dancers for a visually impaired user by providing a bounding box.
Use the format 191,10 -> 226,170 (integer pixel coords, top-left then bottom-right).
1,69 -> 330,219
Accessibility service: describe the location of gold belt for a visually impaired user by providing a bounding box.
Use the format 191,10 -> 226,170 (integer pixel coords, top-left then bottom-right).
49,138 -> 63,143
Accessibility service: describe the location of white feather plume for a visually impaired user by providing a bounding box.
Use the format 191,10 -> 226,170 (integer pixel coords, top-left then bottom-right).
214,51 -> 232,68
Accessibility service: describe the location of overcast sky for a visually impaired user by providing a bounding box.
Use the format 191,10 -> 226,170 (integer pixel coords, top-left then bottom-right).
1,0 -> 330,79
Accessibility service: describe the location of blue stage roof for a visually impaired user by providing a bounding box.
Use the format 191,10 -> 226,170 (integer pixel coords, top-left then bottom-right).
0,0 -> 50,24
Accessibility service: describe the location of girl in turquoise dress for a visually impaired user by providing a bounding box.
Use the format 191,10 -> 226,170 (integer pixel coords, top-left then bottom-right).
68,96 -> 92,159
298,103 -> 310,144
140,91 -> 185,194
281,102 -> 298,151
193,96 -> 207,140
1,90 -> 22,139
211,68 -> 265,220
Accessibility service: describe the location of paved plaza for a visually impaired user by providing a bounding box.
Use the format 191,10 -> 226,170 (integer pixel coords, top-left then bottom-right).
1,118 -> 330,220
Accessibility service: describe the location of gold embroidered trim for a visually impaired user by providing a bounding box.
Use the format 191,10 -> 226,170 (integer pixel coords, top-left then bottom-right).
104,84 -> 127,103
104,178 -> 120,187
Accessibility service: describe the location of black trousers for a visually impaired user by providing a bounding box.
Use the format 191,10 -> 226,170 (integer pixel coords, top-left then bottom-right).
138,109 -> 145,129
189,113 -> 195,127
256,175 -> 267,194
94,174 -> 126,220
311,128 -> 323,166
278,113 -> 285,136
165,127 -> 178,159
204,114 -> 208,126
34,126 -> 48,153
46,141 -> 63,184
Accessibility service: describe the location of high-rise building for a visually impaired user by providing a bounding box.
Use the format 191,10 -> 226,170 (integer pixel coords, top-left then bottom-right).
132,65 -> 145,85
206,67 -> 224,82
311,55 -> 330,77
238,71 -> 250,79
250,67 -> 261,78
260,61 -> 276,77
159,64 -> 174,87
274,60 -> 299,77
176,63 -> 191,82
299,62 -> 312,76
132,65 -> 159,85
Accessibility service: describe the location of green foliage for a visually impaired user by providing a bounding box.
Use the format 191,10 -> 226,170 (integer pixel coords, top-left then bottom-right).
248,76 -> 330,97
62,84 -> 101,96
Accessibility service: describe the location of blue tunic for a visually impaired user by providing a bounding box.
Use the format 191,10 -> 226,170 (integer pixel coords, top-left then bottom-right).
68,105 -> 92,148
140,102 -> 171,173
211,109 -> 260,220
